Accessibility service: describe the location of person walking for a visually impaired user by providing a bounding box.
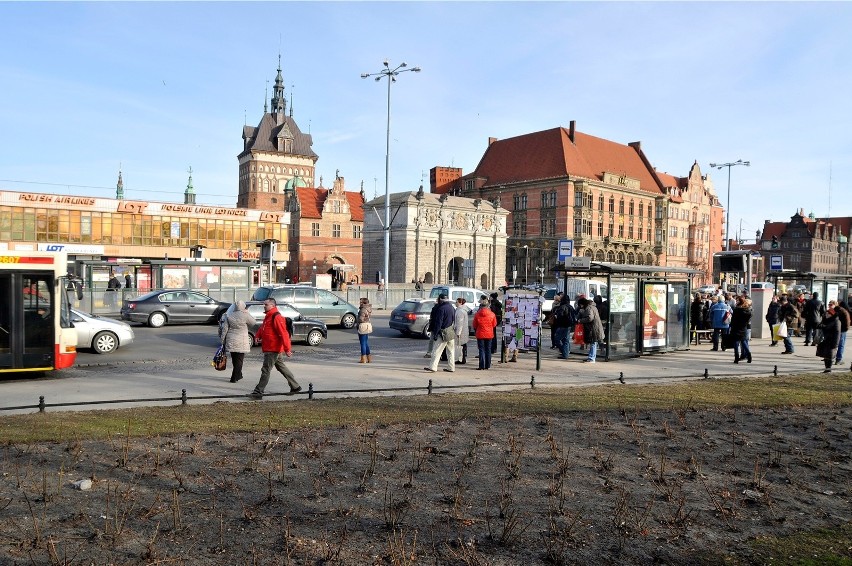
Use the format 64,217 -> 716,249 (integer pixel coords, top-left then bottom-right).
424,299 -> 442,359
552,295 -> 577,360
356,297 -> 373,363
765,295 -> 780,346
690,293 -> 704,344
548,291 -> 565,350
220,300 -> 255,383
730,295 -> 753,363
425,294 -> 456,373
802,291 -> 826,346
472,295 -> 497,370
817,304 -> 841,373
576,297 -> 604,363
106,273 -> 121,308
776,296 -> 798,354
709,295 -> 732,351
454,298 -> 470,365
489,292 -> 503,355
124,273 -> 132,289
833,301 -> 850,366
248,298 -> 302,399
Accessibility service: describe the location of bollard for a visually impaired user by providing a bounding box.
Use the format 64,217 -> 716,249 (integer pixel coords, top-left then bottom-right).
181,389 -> 187,405
773,365 -> 778,376
530,375 -> 535,389
619,372 -> 625,384
38,395 -> 45,413
308,383 -> 314,400
428,379 -> 433,395
703,368 -> 709,379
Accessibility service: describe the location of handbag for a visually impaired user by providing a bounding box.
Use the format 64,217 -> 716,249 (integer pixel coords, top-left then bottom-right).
772,321 -> 787,341
212,344 -> 227,371
441,326 -> 455,342
573,323 -> 585,345
358,322 -> 373,334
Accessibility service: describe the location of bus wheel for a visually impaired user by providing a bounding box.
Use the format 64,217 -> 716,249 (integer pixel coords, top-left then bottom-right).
93,331 -> 119,354
148,312 -> 167,328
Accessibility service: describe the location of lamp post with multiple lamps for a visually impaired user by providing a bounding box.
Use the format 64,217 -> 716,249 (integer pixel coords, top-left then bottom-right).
709,159 -> 750,252
361,60 -> 421,307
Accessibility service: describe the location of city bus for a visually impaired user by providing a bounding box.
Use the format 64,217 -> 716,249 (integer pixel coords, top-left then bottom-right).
0,251 -> 80,373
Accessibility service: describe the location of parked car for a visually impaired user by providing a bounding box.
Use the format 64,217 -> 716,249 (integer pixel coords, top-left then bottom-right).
70,308 -> 135,354
428,285 -> 487,305
697,285 -> 718,295
251,285 -> 358,328
389,298 -> 436,338
540,287 -> 559,322
218,301 -> 327,346
120,290 -> 231,328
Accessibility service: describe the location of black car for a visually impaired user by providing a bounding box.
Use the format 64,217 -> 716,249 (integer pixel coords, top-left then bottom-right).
389,298 -> 436,338
120,290 -> 230,328
218,301 -> 327,346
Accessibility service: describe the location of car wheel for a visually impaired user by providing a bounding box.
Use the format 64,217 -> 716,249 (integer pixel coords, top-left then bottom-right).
421,327 -> 432,340
249,331 -> 258,347
148,312 -> 167,328
92,331 -> 118,354
306,329 -> 323,346
341,313 -> 356,329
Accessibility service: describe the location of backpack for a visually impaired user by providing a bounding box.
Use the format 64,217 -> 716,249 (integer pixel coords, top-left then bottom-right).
555,303 -> 577,327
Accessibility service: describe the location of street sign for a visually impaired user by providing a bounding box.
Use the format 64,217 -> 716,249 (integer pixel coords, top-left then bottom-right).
558,239 -> 574,261
770,255 -> 783,270
564,256 -> 591,269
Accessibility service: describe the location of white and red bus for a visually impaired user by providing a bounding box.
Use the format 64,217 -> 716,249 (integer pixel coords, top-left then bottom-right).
0,251 -> 79,373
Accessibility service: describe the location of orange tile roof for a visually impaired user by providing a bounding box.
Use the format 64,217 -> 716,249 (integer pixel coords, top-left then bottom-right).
472,126 -> 665,196
294,187 -> 364,221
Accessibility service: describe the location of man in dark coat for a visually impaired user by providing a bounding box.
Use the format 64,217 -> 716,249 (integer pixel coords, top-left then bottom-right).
802,291 -> 826,346
489,292 -> 503,354
765,295 -> 780,346
425,294 -> 457,373
817,305 -> 841,373
552,296 -> 576,360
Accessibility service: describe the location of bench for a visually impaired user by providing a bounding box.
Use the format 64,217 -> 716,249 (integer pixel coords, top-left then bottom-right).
691,329 -> 713,345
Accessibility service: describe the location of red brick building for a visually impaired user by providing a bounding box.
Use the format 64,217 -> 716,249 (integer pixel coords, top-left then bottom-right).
758,210 -> 851,279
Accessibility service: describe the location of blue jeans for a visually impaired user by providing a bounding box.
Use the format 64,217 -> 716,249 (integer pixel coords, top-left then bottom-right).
734,339 -> 751,361
837,332 -> 847,362
477,338 -> 492,369
783,335 -> 794,353
358,333 -> 370,356
587,342 -> 598,362
555,327 -> 570,358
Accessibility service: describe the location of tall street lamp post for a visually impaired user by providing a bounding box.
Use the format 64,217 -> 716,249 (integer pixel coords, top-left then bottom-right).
361,60 -> 421,307
523,245 -> 529,285
709,159 -> 750,252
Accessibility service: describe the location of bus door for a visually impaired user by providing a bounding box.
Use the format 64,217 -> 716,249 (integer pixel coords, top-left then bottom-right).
0,272 -> 55,371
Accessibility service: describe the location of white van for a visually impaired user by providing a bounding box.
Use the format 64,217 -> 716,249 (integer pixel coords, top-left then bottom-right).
428,285 -> 487,305
557,278 -> 608,301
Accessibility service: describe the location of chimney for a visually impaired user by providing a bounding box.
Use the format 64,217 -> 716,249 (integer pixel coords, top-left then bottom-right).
488,137 -> 498,146
568,120 -> 575,143
629,141 -> 641,150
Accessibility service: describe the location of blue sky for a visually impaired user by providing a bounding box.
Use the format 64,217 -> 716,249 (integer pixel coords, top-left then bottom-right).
1,2 -> 850,243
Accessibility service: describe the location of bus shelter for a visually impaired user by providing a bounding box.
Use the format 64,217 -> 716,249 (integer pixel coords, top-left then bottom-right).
553,262 -> 700,361
766,270 -> 850,304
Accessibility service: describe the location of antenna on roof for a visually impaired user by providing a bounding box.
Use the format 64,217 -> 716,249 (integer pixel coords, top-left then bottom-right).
289,84 -> 294,118
828,161 -> 832,218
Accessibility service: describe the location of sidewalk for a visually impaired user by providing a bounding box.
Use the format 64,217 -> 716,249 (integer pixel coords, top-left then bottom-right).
1,338 -> 844,415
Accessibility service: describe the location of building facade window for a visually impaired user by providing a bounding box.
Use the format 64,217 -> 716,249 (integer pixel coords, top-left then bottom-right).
332,224 -> 341,238
352,225 -> 362,239
311,222 -> 320,237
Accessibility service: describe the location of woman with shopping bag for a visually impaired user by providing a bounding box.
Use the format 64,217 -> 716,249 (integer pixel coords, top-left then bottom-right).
765,295 -> 780,347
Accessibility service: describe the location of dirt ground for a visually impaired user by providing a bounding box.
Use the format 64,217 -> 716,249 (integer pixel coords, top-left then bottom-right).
1,402 -> 850,565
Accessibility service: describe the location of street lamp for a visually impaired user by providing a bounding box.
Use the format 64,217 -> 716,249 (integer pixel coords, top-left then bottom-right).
709,159 -> 750,251
523,245 -> 529,285
361,60 -> 421,306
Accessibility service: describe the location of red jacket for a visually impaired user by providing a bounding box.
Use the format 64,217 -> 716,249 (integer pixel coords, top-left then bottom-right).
259,307 -> 291,354
473,307 -> 497,339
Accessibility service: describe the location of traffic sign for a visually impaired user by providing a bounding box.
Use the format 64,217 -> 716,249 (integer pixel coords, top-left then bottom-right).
558,239 -> 574,261
770,255 -> 783,270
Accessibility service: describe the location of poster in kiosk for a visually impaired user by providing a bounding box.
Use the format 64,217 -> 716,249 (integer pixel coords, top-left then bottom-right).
643,282 -> 668,350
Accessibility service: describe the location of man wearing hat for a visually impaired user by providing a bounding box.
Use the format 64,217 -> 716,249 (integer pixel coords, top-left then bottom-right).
425,293 -> 457,372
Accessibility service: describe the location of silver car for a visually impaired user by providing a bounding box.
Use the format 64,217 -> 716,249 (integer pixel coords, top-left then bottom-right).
70,308 -> 135,354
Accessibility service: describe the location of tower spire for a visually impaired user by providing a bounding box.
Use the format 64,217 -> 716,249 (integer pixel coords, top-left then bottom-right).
116,166 -> 124,200
184,166 -> 196,205
270,54 -> 286,115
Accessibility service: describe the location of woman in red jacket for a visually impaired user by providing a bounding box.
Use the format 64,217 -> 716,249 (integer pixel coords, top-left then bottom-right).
472,295 -> 497,370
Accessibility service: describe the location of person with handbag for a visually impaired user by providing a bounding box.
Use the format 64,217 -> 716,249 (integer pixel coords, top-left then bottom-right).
765,295 -> 780,347
425,294 -> 456,373
817,304 -> 841,373
776,296 -> 798,354
576,297 -> 604,363
220,300 -> 255,383
357,297 -> 373,363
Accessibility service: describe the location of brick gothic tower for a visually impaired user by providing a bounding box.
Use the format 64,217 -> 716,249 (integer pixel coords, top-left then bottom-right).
237,56 -> 319,210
